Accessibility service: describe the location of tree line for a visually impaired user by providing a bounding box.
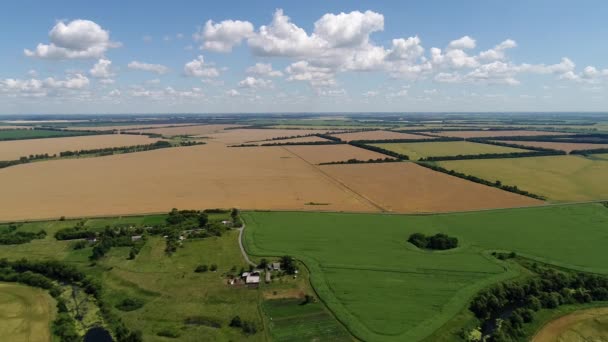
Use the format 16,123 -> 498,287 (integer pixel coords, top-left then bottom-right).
416,162 -> 546,200
467,259 -> 608,341
0,225 -> 46,245
349,142 -> 410,160
489,133 -> 608,144
349,137 -> 463,144
318,157 -> 399,165
419,150 -> 565,162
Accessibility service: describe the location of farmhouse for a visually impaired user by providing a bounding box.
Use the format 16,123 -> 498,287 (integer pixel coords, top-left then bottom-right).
131,235 -> 142,242
246,272 -> 260,285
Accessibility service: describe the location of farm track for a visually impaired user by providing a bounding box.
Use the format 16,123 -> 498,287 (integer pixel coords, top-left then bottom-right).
279,145 -> 388,212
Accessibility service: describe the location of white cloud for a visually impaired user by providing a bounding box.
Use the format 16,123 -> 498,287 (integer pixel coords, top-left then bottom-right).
226,89 -> 240,96
99,78 -> 115,85
25,20 -> 119,59
313,10 -> 383,48
108,89 -> 121,96
183,55 -> 220,78
128,61 -> 169,74
478,39 -> 517,61
195,19 -> 254,52
387,36 -> 424,61
238,76 -> 273,89
90,58 -> 113,78
131,86 -> 205,100
286,61 -> 335,87
246,63 -> 283,77
1,73 -> 90,97
447,36 -> 476,50
362,90 -> 379,97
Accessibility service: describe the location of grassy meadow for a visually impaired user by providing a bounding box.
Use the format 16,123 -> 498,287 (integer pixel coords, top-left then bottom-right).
0,282 -> 56,342
371,141 -> 529,160
242,203 -> 608,341
438,155 -> 608,202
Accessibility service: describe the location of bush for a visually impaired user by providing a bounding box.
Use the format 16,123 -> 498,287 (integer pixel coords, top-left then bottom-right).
115,298 -> 145,312
408,232 -> 458,250
210,264 -> 218,272
195,265 -> 208,273
157,329 -> 180,338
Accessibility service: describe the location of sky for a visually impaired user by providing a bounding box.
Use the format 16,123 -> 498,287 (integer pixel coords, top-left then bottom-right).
0,0 -> 607,114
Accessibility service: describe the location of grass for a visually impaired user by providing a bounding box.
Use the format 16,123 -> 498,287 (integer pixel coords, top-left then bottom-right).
262,299 -> 352,342
524,302 -> 608,341
438,155 -> 608,202
242,203 -> 608,341
371,141 -> 529,160
0,129 -> 92,141
0,282 -> 56,342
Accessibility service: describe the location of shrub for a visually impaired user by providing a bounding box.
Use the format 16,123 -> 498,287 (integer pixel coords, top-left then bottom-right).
195,265 -> 208,273
408,233 -> 458,250
115,298 -> 145,312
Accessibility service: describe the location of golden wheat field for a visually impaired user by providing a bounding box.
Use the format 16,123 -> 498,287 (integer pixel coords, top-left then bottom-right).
282,144 -> 393,164
65,123 -> 197,131
264,136 -> 329,144
0,134 -> 161,160
423,130 -> 571,138
330,130 -> 433,142
0,143 -> 377,221
319,162 -> 543,212
132,124 -> 242,136
208,129 -> 330,144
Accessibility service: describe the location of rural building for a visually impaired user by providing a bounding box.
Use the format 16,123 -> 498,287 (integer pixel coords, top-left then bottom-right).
221,220 -> 233,227
245,272 -> 260,285
265,271 -> 271,283
131,235 -> 142,242
271,262 -> 281,271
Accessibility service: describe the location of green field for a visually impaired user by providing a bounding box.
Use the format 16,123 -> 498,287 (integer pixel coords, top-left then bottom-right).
262,298 -> 352,341
371,141 -> 529,160
0,282 -> 56,342
242,203 -> 608,341
438,155 -> 608,202
0,129 -> 94,141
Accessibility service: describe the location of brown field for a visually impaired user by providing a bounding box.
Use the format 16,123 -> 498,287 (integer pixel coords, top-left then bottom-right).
532,307 -> 608,342
123,124 -> 242,136
0,134 -> 160,160
319,163 -> 543,212
208,129 -> 329,144
330,130 -> 433,142
423,130 -> 572,138
496,140 -> 608,153
283,144 -> 393,164
65,123 -> 197,131
0,144 -> 377,221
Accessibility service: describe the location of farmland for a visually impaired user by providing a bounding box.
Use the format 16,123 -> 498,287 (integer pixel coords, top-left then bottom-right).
423,130 -> 571,139
209,128 -> 330,144
371,141 -> 529,160
0,134 -> 161,160
319,163 -> 542,212
438,155 -> 608,201
532,306 -> 608,342
0,143 -> 375,221
496,140 -> 608,153
283,144 -> 393,164
329,130 -> 433,142
0,282 -> 56,342
0,129 -> 93,141
243,203 -> 608,341
133,124 -> 242,137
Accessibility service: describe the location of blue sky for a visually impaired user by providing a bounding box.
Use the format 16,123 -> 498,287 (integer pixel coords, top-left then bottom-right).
1,0 -> 607,114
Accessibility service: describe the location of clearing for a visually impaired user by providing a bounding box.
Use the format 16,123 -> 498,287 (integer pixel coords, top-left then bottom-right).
423,130 -> 571,139
283,144 -> 393,164
0,143 -> 376,221
438,155 -> 608,202
329,130 -> 433,142
319,162 -> 542,212
0,282 -> 56,342
243,203 -> 608,341
371,141 -> 529,160
532,307 -> 608,342
0,134 -> 161,160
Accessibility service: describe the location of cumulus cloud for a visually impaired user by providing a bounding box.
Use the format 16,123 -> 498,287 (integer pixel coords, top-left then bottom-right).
1,74 -> 90,97
286,61 -> 335,87
447,36 -> 476,50
183,55 -> 220,78
130,86 -> 205,100
238,77 -> 273,89
246,63 -> 283,77
195,19 -> 254,52
25,20 -> 119,59
90,58 -> 113,78
478,39 -> 517,61
313,10 -> 384,48
127,61 -> 169,74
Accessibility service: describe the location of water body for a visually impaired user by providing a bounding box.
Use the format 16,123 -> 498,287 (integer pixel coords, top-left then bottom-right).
83,327 -> 113,342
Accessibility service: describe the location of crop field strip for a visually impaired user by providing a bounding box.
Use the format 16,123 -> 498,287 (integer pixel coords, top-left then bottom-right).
0,134 -> 161,160
420,130 -> 573,139
282,144 -> 395,164
438,155 -> 608,202
494,140 -> 608,153
0,282 -> 56,342
370,140 -> 531,160
242,203 -> 608,341
208,128 -> 331,144
329,130 -> 434,142
0,128 -> 98,141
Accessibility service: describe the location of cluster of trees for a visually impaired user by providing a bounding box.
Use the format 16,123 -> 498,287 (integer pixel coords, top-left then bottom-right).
349,142 -> 410,160
0,225 -> 46,245
194,264 -> 218,273
408,233 -> 458,250
55,221 -> 95,240
419,150 -> 565,162
229,316 -> 258,335
280,255 -> 298,275
115,298 -> 145,312
316,134 -> 343,142
469,264 -> 608,341
0,258 -> 143,342
416,163 -> 545,200
59,140 -> 174,157
467,139 -> 563,152
0,153 -> 56,169
318,157 -> 400,165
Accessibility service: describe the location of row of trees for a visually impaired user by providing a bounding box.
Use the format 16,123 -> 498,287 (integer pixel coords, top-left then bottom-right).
419,150 -> 565,162
0,225 -> 46,245
416,162 -> 545,200
468,263 -> 608,341
490,133 -> 608,144
349,142 -> 410,160
349,137 -> 462,144
318,157 -> 400,165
